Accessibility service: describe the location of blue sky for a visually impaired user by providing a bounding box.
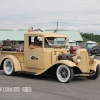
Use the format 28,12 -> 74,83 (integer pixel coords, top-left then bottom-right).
0,0 -> 100,34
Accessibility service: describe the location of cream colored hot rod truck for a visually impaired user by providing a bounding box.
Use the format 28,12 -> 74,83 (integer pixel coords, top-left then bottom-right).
0,31 -> 100,83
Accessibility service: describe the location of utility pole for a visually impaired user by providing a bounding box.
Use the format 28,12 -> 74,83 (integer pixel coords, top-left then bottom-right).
54,22 -> 58,33
57,22 -> 58,33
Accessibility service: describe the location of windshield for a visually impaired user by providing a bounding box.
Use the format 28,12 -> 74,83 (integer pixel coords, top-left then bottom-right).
86,43 -> 96,48
45,37 -> 66,48
69,42 -> 77,46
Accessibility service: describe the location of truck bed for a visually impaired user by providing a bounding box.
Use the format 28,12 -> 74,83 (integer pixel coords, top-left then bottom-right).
0,51 -> 24,63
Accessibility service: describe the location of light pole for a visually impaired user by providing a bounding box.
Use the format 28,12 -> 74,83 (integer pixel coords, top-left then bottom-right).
56,22 -> 58,33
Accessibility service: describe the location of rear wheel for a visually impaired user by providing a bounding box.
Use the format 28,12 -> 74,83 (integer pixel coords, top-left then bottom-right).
56,65 -> 74,83
87,65 -> 100,79
3,58 -> 15,75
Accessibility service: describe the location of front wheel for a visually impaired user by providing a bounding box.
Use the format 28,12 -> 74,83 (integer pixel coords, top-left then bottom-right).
3,58 -> 15,75
56,65 -> 74,83
87,65 -> 100,79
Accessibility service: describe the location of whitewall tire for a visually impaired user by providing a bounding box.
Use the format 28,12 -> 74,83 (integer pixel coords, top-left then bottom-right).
3,59 -> 15,75
56,65 -> 74,83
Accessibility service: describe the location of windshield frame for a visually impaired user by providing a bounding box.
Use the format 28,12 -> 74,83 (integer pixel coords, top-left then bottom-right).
86,43 -> 96,48
69,42 -> 77,46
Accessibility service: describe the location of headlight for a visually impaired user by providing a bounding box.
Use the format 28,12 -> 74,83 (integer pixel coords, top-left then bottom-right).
73,56 -> 81,64
66,46 -> 70,51
89,55 -> 97,63
93,56 -> 97,62
77,56 -> 81,62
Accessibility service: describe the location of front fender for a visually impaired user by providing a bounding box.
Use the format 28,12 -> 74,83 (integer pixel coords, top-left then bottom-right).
1,55 -> 21,72
35,60 -> 77,75
52,60 -> 77,67
90,59 -> 100,71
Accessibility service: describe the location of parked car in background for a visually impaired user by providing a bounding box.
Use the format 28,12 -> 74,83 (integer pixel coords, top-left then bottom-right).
90,46 -> 100,56
83,41 -> 97,54
68,40 -> 80,54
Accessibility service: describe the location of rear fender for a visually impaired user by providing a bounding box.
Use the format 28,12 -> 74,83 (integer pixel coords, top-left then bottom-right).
1,55 -> 21,71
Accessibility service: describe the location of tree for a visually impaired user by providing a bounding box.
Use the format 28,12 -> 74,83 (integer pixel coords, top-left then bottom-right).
80,32 -> 100,42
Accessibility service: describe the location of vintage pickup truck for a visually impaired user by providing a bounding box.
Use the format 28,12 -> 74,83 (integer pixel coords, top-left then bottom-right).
0,30 -> 100,83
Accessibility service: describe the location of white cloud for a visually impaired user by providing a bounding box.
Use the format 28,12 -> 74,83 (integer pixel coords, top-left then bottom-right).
0,0 -> 100,34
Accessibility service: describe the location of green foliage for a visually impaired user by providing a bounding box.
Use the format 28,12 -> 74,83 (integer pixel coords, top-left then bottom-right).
80,32 -> 100,42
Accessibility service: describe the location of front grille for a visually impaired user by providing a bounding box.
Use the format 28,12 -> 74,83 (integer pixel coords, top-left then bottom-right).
77,50 -> 90,72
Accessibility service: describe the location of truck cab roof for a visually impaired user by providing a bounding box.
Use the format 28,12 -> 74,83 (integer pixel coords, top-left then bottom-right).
69,40 -> 76,43
25,31 -> 67,38
86,41 -> 96,44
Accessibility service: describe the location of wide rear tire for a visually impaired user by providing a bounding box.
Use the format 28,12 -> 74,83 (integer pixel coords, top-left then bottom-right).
56,65 -> 74,83
3,58 -> 15,75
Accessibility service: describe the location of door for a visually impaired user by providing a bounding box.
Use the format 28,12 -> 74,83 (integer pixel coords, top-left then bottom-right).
24,35 -> 45,70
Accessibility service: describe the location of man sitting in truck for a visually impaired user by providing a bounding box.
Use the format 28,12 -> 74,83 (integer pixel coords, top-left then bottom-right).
29,36 -> 40,49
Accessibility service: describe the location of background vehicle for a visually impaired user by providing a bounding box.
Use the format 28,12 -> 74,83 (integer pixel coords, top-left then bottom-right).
0,30 -> 100,83
90,46 -> 100,56
68,40 -> 80,54
2,40 -> 17,51
83,41 -> 97,54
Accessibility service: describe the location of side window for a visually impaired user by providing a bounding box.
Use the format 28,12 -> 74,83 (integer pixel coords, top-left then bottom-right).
29,36 -> 42,47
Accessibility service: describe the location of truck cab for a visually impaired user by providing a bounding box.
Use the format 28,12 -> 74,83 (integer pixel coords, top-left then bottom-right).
24,32 -> 67,71
69,40 -> 78,46
0,31 -> 100,83
84,41 -> 97,54
68,40 -> 80,54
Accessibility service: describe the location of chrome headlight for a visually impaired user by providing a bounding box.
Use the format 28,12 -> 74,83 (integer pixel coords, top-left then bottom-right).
77,56 -> 81,63
73,56 -> 81,64
89,55 -> 97,63
66,46 -> 70,51
93,56 -> 97,62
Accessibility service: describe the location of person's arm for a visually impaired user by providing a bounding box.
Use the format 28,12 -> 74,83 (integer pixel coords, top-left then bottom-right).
29,44 -> 40,49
